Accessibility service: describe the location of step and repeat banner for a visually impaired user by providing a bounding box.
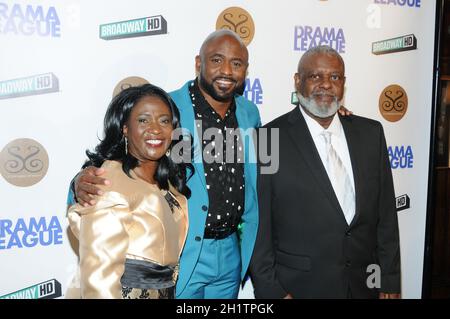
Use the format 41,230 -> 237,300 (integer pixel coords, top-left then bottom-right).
0,0 -> 436,299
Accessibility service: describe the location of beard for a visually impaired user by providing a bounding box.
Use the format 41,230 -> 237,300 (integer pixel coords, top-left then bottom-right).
198,73 -> 244,102
297,92 -> 340,118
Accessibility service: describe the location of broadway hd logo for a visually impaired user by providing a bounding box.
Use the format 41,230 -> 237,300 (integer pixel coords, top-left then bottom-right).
0,279 -> 62,299
396,194 -> 410,212
372,34 -> 417,55
0,73 -> 59,99
99,15 -> 167,40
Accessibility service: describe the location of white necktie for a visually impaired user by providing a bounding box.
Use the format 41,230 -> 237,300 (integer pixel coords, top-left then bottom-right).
322,131 -> 355,225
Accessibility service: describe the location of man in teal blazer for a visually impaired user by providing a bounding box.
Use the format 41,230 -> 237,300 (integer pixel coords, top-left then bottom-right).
169,79 -> 260,298
70,30 -> 260,298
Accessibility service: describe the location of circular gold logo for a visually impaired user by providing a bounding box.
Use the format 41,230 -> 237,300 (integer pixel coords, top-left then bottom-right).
379,84 -> 408,122
112,76 -> 150,98
216,7 -> 255,46
0,138 -> 49,187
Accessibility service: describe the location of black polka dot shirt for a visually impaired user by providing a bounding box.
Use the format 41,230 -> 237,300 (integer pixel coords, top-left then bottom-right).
189,80 -> 245,238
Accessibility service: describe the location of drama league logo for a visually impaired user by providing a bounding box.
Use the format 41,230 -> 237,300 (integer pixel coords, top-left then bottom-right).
378,84 -> 408,122
112,76 -> 150,98
0,3 -> 61,38
0,138 -> 49,187
216,7 -> 255,46
373,0 -> 421,8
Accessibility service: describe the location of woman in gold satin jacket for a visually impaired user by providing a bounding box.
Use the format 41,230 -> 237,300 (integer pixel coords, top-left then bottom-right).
67,84 -> 193,299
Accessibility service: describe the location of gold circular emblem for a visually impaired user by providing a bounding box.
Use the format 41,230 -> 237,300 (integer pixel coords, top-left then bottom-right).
0,138 -> 49,187
112,76 -> 150,98
379,84 -> 408,122
216,7 -> 255,46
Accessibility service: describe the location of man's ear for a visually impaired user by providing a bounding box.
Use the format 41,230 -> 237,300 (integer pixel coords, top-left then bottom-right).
195,55 -> 201,75
294,73 -> 302,92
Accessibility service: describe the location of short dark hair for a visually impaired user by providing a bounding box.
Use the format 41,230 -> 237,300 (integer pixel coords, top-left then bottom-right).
84,83 -> 193,198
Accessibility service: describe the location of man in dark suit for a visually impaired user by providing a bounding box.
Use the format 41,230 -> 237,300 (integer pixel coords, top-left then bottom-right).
250,45 -> 401,299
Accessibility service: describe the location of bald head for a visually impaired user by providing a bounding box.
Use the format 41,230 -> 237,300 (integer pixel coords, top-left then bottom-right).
199,29 -> 248,60
195,29 -> 249,107
297,45 -> 345,74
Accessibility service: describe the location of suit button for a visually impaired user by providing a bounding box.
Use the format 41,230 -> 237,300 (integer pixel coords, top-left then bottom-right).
202,205 -> 208,211
346,231 -> 351,237
345,261 -> 351,267
195,236 -> 202,241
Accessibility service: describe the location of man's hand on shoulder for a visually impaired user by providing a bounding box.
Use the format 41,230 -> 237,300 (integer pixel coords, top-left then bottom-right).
338,105 -> 353,116
75,166 -> 110,207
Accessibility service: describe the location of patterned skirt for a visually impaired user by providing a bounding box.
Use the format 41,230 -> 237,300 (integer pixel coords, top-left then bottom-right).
120,258 -> 178,299
121,286 -> 175,299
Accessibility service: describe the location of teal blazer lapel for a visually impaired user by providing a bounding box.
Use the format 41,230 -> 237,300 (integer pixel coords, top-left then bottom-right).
171,81 -> 207,190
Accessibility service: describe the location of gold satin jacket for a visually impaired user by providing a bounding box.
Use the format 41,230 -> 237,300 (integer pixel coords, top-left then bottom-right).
67,160 -> 188,298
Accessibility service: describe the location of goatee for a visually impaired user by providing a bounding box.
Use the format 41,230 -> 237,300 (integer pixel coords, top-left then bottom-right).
297,92 -> 340,118
198,75 -> 244,102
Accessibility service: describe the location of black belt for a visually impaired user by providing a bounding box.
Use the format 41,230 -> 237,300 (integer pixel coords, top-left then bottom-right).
121,258 -> 176,290
203,228 -> 236,239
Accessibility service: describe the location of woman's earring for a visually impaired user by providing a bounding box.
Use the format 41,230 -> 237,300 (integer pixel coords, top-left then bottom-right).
125,137 -> 128,155
166,148 -> 171,157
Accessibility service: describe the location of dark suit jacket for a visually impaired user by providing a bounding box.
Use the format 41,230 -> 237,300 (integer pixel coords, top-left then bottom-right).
250,107 -> 401,299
